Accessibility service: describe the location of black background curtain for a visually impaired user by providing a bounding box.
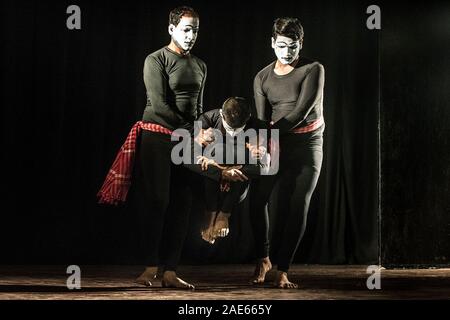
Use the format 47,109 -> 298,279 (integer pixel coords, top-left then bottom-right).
0,0 -> 379,265
381,1 -> 450,266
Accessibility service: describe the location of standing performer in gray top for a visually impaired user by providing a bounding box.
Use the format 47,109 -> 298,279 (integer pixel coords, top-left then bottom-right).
98,6 -> 249,288
249,17 -> 325,288
133,6 -> 205,290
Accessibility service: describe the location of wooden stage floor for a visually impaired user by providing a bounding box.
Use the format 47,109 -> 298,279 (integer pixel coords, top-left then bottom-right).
1,265 -> 449,300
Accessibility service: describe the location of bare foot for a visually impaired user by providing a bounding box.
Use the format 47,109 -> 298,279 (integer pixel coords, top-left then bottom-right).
135,266 -> 159,287
250,257 -> 272,284
162,271 -> 195,290
201,211 -> 217,244
201,230 -> 215,244
274,271 -> 298,289
213,212 -> 231,238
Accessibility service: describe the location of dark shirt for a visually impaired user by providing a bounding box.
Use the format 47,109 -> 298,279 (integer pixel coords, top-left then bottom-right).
254,57 -> 325,135
142,47 -> 207,130
198,109 -> 268,134
196,109 -> 270,176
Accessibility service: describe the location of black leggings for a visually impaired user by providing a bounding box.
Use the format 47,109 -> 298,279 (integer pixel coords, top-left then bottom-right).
249,126 -> 323,272
138,130 -> 196,271
204,179 -> 249,214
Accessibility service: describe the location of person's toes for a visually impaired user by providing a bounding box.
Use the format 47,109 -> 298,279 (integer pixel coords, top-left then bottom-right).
162,273 -> 195,290
186,283 -> 195,290
276,281 -> 298,289
216,228 -> 229,238
135,279 -> 152,287
288,282 -> 298,289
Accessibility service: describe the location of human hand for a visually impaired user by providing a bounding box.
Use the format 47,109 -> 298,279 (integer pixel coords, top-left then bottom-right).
221,167 -> 248,182
196,156 -> 218,171
203,128 -> 215,143
195,128 -> 215,146
246,143 -> 267,160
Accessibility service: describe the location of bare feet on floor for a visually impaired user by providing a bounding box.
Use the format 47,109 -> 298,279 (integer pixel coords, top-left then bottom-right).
201,211 -> 217,244
250,257 -> 272,284
213,212 -> 231,238
135,266 -> 160,287
162,271 -> 195,290
274,271 -> 298,289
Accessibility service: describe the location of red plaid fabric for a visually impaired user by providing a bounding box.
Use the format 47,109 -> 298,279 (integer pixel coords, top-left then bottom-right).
267,117 -> 323,169
97,121 -> 173,205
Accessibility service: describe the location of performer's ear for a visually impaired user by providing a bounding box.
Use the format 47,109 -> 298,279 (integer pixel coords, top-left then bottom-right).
299,39 -> 303,50
168,24 -> 175,35
271,37 -> 276,49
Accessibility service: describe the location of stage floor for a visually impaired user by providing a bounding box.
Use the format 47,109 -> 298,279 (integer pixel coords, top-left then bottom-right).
1,265 -> 449,300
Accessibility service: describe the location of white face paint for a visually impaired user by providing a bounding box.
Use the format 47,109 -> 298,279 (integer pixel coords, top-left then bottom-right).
271,35 -> 301,65
168,16 -> 199,52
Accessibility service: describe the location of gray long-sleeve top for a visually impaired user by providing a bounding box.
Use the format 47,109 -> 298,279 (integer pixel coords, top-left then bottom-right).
142,47 -> 207,130
254,57 -> 324,135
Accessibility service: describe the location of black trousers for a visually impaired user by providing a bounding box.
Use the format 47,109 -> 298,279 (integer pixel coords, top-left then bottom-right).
138,130 -> 197,271
249,125 -> 324,272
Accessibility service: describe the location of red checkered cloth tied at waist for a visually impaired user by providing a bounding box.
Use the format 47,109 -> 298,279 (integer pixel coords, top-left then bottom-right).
97,121 -> 173,205
267,116 -> 324,168
292,117 -> 324,133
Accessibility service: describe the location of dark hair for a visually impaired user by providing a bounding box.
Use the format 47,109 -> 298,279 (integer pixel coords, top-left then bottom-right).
222,97 -> 251,128
272,17 -> 304,41
169,6 -> 199,26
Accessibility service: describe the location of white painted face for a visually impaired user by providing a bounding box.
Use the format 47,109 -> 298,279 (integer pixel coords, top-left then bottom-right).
168,16 -> 199,52
271,35 -> 301,65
